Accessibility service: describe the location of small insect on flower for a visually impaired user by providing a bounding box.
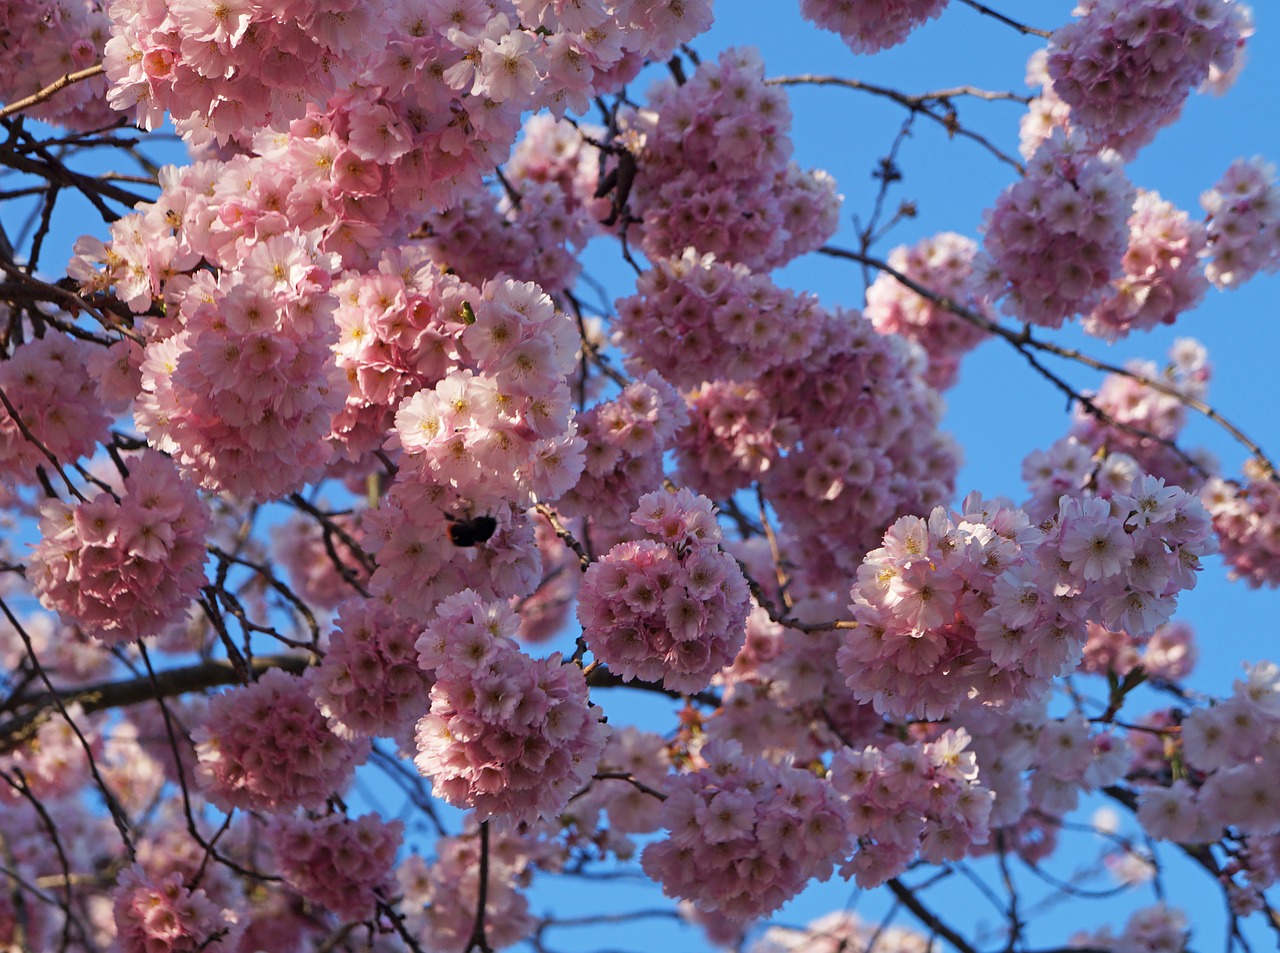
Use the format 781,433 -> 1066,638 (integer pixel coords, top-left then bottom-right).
445,513 -> 498,547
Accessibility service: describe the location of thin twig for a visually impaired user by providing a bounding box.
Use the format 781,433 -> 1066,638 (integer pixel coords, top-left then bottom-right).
0,65 -> 105,121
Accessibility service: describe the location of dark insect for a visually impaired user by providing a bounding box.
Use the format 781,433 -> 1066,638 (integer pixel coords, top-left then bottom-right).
445,513 -> 498,548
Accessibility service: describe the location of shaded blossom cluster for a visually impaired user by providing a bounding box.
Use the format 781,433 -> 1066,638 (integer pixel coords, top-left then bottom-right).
830,729 -> 993,887
414,590 -> 606,824
679,307 -> 958,584
624,48 -> 840,272
308,597 -> 433,742
0,335 -> 111,487
1046,0 -> 1252,157
558,371 -> 689,540
112,862 -> 242,953
398,824 -> 556,953
577,488 -> 751,693
267,812 -> 403,922
614,250 -> 828,389
751,911 -> 931,953
29,451 -> 209,646
978,130 -> 1136,328
421,115 -> 607,294
194,668 -> 368,812
799,0 -> 948,54
864,231 -> 991,389
641,740 -> 849,922
0,0 -> 113,131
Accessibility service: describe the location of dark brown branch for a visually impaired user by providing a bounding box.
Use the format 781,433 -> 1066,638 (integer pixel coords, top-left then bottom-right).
767,74 -> 1026,171
955,0 -> 1053,38
0,653 -> 308,755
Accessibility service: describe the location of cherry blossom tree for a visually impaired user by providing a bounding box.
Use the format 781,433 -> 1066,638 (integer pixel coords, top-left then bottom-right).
2,1 -> 1280,952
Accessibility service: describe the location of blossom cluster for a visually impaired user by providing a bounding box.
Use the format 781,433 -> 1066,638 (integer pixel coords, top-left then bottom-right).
103,0 -> 371,141
193,668 -> 368,812
398,823 -> 555,953
799,0 -> 949,55
624,48 -> 840,271
29,451 -> 209,646
1084,190 -> 1210,341
713,594 -> 884,763
112,862 -> 242,953
864,231 -> 991,389
421,115 -> 607,294
135,239 -> 344,501
558,371 -> 689,540
564,726 -> 670,855
978,129 -> 1136,328
959,704 -> 1129,842
1203,464 -> 1280,588
1059,339 -> 1214,496
414,590 -> 606,824
1200,156 -> 1280,288
0,334 -> 110,487
840,480 -> 1214,720
679,306 -> 958,585
577,488 -> 751,693
614,249 -> 828,389
1046,0 -> 1252,157
751,911 -> 931,953
0,0 -> 114,131
390,276 -> 582,508
307,597 -> 433,742
273,510 -> 369,611
361,484 -> 541,620
1137,662 -> 1280,841
830,729 -> 993,887
267,812 -> 403,923
641,740 -> 849,922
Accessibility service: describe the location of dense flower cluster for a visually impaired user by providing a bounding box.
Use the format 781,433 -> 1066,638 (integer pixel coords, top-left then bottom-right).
799,0 -> 948,54
959,703 -> 1129,843
1080,620 -> 1198,681
642,740 -> 849,922
840,481 -> 1214,720
361,484 -> 542,619
194,668 -> 368,812
308,597 -> 432,741
1084,191 -> 1210,341
134,239 -> 343,500
1059,339 -> 1214,495
267,812 -> 403,922
1203,465 -> 1280,588
1046,0 -> 1252,157
103,0 -> 371,141
390,276 -> 582,507
421,115 -> 606,294
624,47 -> 840,271
29,451 -> 209,646
0,0 -> 114,131
830,729 -> 993,887
864,231 -> 991,389
113,862 -> 242,953
679,307 -> 958,584
558,371 -> 689,540
565,726 -> 670,851
414,590 -> 606,824
978,130 -> 1136,328
1201,156 -> 1280,288
614,250 -> 828,389
0,334 -> 111,487
577,488 -> 751,693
